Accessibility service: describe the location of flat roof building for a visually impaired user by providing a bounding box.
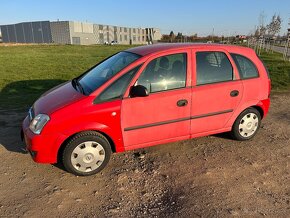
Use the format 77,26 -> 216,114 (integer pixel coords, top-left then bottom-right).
0,20 -> 161,45
0,21 -> 52,44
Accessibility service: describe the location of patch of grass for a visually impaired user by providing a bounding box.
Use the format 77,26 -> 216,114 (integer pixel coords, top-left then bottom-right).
0,44 -> 134,109
259,50 -> 290,90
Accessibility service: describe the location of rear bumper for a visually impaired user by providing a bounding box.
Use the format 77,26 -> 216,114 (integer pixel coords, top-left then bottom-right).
259,98 -> 270,118
22,116 -> 66,163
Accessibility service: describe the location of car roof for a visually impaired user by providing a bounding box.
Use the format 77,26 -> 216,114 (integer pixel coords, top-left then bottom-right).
126,43 -> 255,56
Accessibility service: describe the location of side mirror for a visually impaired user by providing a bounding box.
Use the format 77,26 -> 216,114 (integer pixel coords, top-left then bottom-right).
130,85 -> 149,98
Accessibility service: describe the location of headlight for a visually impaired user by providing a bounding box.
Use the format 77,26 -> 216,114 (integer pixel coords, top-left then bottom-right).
29,114 -> 50,134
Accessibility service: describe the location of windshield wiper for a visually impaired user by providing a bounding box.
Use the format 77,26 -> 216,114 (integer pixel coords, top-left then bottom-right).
72,78 -> 85,94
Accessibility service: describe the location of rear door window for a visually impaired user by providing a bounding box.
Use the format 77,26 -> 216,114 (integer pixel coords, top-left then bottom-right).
196,52 -> 233,85
231,54 -> 259,79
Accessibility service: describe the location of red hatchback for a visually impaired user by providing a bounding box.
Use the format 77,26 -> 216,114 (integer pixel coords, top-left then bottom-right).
22,43 -> 271,176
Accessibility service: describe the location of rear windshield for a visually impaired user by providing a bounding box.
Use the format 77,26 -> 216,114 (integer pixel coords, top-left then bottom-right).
78,52 -> 141,94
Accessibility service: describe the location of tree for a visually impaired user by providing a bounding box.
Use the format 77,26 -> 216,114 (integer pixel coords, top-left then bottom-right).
161,34 -> 170,42
176,32 -> 183,42
265,14 -> 282,53
259,26 -> 267,37
267,14 -> 282,37
254,27 -> 260,37
258,11 -> 267,37
169,31 -> 175,42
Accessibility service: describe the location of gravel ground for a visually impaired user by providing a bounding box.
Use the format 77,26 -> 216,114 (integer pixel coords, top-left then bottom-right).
0,93 -> 289,217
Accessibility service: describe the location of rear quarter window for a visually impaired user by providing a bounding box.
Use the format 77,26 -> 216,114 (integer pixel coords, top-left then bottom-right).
231,54 -> 259,79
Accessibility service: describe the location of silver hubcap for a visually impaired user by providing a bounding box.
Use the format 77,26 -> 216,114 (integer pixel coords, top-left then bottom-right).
71,141 -> 105,172
238,113 -> 259,137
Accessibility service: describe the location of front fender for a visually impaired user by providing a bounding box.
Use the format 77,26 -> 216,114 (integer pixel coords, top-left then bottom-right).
60,121 -> 125,153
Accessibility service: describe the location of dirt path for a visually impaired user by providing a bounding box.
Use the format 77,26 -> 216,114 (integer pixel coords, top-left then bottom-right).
0,93 -> 289,217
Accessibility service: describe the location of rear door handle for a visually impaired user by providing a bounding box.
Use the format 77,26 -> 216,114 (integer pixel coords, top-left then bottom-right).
177,99 -> 188,107
230,90 -> 239,97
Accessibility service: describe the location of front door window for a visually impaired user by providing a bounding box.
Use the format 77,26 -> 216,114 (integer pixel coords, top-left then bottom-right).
137,53 -> 187,92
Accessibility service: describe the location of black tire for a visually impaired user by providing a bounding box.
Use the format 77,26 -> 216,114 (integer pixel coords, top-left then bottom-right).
62,131 -> 112,176
231,107 -> 261,141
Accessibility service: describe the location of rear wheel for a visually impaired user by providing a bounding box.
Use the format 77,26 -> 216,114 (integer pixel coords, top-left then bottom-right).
231,107 -> 261,141
62,131 -> 111,176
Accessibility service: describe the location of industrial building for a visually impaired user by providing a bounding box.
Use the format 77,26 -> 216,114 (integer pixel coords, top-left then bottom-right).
0,20 -> 161,45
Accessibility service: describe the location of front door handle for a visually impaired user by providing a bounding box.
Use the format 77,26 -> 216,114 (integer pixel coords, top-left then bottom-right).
177,99 -> 188,107
230,90 -> 239,97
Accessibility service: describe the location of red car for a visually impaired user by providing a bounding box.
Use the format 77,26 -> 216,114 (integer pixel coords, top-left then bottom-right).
22,43 -> 271,176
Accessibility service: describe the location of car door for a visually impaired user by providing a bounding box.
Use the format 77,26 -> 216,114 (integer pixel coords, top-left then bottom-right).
121,50 -> 192,149
190,48 -> 243,136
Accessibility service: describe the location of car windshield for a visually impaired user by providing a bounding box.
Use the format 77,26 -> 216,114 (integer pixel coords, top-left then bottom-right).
78,51 -> 141,94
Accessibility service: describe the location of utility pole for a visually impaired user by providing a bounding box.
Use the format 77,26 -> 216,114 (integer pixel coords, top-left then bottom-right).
283,19 -> 290,61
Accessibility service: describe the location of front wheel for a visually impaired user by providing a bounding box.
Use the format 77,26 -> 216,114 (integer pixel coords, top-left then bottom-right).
62,131 -> 112,176
231,107 -> 261,141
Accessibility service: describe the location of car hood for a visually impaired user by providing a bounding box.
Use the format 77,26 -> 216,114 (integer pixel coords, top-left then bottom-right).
33,81 -> 85,115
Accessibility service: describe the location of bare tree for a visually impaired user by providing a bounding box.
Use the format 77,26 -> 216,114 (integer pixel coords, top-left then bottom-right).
267,14 -> 282,37
256,12 -> 267,55
259,26 -> 267,36
258,11 -> 267,36
266,14 -> 282,52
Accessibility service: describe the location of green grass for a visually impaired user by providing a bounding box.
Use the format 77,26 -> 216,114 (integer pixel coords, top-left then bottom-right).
0,45 -> 134,109
258,50 -> 290,90
0,44 -> 289,110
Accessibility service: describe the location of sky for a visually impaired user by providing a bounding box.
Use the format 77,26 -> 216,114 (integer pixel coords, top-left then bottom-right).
0,0 -> 289,36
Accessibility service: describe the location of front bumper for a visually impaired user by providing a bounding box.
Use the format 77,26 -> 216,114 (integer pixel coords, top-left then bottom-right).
22,116 -> 66,163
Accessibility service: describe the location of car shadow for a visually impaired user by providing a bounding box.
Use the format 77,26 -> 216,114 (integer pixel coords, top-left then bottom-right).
0,79 -> 66,154
213,132 -> 233,140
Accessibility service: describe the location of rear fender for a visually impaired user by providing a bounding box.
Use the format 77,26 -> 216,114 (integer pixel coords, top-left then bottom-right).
225,99 -> 268,128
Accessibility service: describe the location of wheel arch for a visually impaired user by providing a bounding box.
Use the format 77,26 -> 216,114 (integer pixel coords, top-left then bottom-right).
57,130 -> 117,163
225,100 -> 266,128
251,105 -> 264,119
